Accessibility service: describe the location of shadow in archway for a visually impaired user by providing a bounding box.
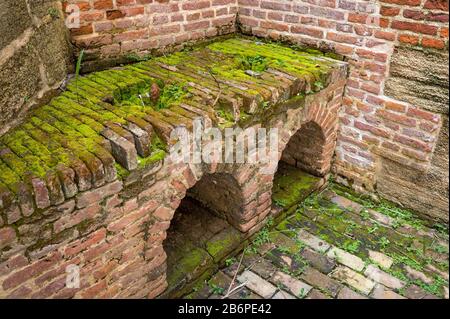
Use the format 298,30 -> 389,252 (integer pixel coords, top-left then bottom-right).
161,174 -> 245,298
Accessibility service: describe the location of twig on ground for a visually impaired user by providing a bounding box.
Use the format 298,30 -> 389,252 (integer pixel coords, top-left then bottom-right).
222,249 -> 246,299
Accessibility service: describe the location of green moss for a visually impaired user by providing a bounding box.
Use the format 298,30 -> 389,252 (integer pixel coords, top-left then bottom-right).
137,150 -> 165,168
206,228 -> 243,262
272,164 -> 321,209
0,36 -> 342,194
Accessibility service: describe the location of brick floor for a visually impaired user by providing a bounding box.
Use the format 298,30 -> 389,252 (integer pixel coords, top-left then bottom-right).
185,185 -> 449,300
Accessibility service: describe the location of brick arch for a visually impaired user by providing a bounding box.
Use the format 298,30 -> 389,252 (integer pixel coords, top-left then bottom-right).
274,91 -> 341,177
280,121 -> 328,177
184,171 -> 247,229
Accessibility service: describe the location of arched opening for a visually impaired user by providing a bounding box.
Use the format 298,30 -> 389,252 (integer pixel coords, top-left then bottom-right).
272,121 -> 329,214
280,121 -> 327,176
161,172 -> 246,298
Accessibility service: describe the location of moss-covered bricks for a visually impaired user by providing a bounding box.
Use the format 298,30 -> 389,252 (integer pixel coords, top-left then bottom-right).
0,36 -> 346,221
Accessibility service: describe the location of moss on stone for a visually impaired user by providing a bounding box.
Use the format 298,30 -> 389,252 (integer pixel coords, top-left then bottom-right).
206,228 -> 244,263
272,164 -> 321,209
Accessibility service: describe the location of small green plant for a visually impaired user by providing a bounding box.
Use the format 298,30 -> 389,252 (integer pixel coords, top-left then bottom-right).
368,223 -> 379,234
48,7 -> 59,19
252,218 -> 274,247
262,101 -> 270,109
156,83 -> 185,110
360,209 -> 370,220
378,237 -> 390,250
239,54 -> 268,72
297,288 -> 307,299
342,240 -> 361,254
209,283 -> 225,295
274,199 -> 287,208
435,223 -> 449,237
432,244 -> 449,254
225,257 -> 237,267
415,276 -> 447,297
277,246 -> 291,254
314,81 -> 324,91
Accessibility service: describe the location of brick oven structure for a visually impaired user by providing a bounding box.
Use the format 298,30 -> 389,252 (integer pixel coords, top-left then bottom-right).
0,37 -> 347,298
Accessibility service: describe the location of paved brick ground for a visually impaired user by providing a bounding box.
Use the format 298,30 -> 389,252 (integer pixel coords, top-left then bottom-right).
185,186 -> 449,300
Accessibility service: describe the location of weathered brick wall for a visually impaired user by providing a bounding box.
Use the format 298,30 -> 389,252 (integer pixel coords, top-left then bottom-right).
237,0 -> 449,222
0,0 -> 72,136
66,0 -> 238,71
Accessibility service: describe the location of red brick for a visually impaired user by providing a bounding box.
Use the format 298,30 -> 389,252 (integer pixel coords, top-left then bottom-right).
291,25 -> 324,38
0,254 -> 28,277
2,252 -> 61,291
80,11 -> 105,23
348,13 -> 368,24
394,135 -> 432,153
114,29 -> 148,42
354,121 -> 391,138
261,1 -> 292,11
184,20 -> 211,31
106,10 -> 125,20
403,9 -> 426,21
70,24 -> 94,36
94,0 -> 114,10
374,30 -> 396,41
380,0 -> 421,6
117,0 -> 136,6
380,6 -> 400,16
391,20 -> 438,36
122,6 -> 145,16
260,20 -> 289,32
327,32 -> 361,45
401,148 -> 428,161
382,141 -> 400,151
407,107 -> 441,123
80,279 -> 107,298
54,204 -> 102,233
385,101 -> 407,113
182,1 -> 211,10
398,34 -> 420,45
153,207 -> 174,221
424,0 -> 449,11
76,181 -> 122,209
421,37 -> 446,49
0,227 -> 17,249
63,1 -> 91,11
377,110 -> 417,127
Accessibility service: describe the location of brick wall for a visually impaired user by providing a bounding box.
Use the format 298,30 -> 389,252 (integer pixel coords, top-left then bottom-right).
237,0 -> 449,221
65,0 -> 238,71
